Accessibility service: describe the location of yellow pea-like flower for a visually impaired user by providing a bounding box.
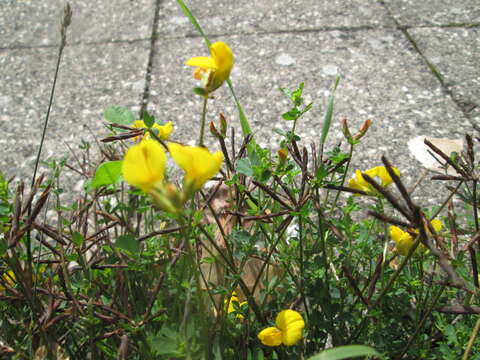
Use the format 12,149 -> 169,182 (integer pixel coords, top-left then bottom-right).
122,140 -> 166,193
258,310 -> 305,347
258,327 -> 283,347
132,120 -> 173,141
0,270 -> 16,292
390,219 -> 443,256
225,292 -> 247,319
390,226 -> 415,256
185,41 -> 234,93
348,166 -> 400,195
168,143 -> 223,191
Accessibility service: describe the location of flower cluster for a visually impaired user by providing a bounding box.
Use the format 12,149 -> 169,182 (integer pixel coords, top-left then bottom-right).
258,310 -> 304,347
224,292 -> 247,319
390,219 -> 443,256
348,166 -> 400,196
132,120 -> 173,141
122,140 -> 223,213
0,270 -> 16,292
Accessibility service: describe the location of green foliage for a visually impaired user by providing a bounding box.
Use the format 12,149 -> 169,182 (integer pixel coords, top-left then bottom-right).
115,234 -> 139,254
103,105 -> 135,124
308,345 -> 383,360
90,160 -> 123,189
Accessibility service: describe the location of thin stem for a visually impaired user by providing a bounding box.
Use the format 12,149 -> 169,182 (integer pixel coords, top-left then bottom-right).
462,317 -> 480,360
430,180 -> 463,220
473,180 -> 479,233
332,143 -> 354,209
198,96 -> 208,147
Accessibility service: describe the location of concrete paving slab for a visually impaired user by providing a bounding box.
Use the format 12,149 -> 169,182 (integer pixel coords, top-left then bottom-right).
158,0 -> 394,37
0,0 -> 154,48
408,27 -> 480,126
148,29 -> 473,204
382,0 -> 480,26
0,41 -> 149,182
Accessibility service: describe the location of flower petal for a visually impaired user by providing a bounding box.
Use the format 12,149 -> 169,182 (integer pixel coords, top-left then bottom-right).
153,121 -> 173,141
430,219 -> 443,233
210,41 -> 234,75
168,143 -> 223,190
258,327 -> 283,347
275,310 -> 305,346
185,56 -> 218,70
122,140 -> 166,192
390,226 -> 414,256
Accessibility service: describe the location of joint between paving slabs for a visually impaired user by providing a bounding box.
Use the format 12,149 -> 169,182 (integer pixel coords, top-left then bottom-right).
378,0 -> 479,129
139,0 -> 164,117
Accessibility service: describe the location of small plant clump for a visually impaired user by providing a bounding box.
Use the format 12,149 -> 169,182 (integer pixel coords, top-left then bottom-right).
1,2 -> 480,359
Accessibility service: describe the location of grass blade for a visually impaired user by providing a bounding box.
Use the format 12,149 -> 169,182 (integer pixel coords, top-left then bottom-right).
320,76 -> 340,146
176,0 -> 211,47
308,345 -> 383,360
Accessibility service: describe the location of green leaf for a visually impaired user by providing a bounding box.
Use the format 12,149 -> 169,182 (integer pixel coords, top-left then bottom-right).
90,161 -> 122,189
320,76 -> 340,146
193,87 -> 208,97
0,238 -> 7,256
142,110 -> 155,128
316,164 -> 328,181
103,106 -> 135,125
227,80 -> 252,136
115,234 -> 139,254
282,109 -> 299,121
72,231 -> 84,246
273,128 -> 287,137
279,86 -> 292,99
308,345 -> 383,360
292,82 -> 305,106
236,158 -> 253,177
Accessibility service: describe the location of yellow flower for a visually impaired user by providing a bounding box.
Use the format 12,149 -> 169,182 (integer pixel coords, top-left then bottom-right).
258,310 -> 305,347
348,166 -> 400,195
168,143 -> 223,191
0,270 -> 16,291
185,41 -> 234,93
390,226 -> 415,256
390,219 -> 443,256
122,140 -> 166,193
225,292 -> 247,319
132,120 -> 173,141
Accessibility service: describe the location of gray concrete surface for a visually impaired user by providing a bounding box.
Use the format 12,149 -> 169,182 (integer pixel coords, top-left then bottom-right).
1,0 -> 479,206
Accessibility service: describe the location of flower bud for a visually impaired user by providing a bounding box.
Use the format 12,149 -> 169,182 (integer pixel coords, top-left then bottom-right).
278,148 -> 288,167
340,118 -> 353,142
219,113 -> 227,137
210,121 -> 221,138
353,119 -> 373,140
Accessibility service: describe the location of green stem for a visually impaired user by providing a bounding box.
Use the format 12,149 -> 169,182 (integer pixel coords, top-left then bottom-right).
463,316 -> 480,360
292,117 -> 298,137
226,80 -> 252,137
199,96 -> 208,147
332,143 -> 354,209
